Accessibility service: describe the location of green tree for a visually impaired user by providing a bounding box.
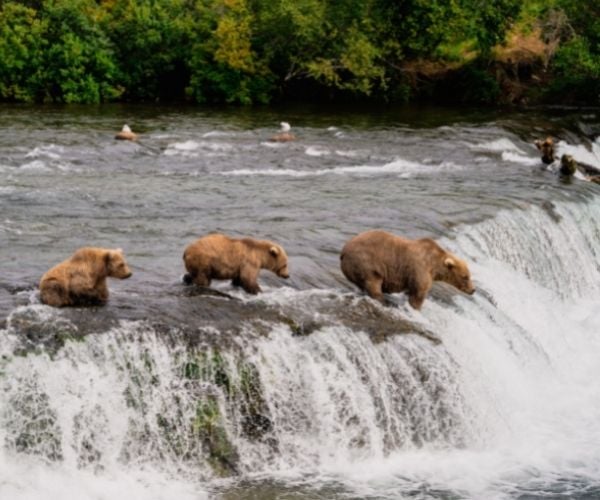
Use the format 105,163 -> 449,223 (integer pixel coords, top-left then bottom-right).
187,0 -> 274,104
0,3 -> 44,101
102,0 -> 193,101
33,0 -> 120,103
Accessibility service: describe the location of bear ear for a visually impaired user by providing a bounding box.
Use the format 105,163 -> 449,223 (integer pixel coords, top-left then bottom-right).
444,257 -> 456,269
269,246 -> 280,257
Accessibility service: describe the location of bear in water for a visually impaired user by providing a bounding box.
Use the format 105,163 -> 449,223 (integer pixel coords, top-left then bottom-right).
340,230 -> 475,310
39,247 -> 132,307
535,137 -> 556,165
183,233 -> 289,294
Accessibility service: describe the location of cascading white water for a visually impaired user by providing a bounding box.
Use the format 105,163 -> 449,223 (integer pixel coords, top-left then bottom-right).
1,197 -> 600,499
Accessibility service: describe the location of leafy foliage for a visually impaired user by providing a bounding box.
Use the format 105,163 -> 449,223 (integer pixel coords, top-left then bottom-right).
0,0 -> 595,104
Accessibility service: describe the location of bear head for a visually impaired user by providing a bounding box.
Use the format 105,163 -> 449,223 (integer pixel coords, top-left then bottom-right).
106,249 -> 132,279
268,245 -> 290,279
440,255 -> 475,295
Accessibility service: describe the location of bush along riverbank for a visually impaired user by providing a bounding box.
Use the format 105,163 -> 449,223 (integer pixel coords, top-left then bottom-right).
0,0 -> 597,106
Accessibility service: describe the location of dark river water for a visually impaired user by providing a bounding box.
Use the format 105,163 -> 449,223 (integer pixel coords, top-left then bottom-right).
1,104 -> 600,500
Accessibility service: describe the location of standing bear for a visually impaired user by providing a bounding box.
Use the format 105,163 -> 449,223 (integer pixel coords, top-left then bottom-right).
340,230 -> 475,310
183,233 -> 290,294
39,247 -> 132,307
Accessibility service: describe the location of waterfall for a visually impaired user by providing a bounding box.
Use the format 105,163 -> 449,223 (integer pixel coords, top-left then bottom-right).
1,197 -> 600,499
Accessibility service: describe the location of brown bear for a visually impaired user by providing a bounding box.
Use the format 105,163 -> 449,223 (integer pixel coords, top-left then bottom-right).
559,154 -> 577,177
559,154 -> 600,182
340,230 -> 475,310
39,247 -> 132,307
183,233 -> 290,294
535,137 -> 556,165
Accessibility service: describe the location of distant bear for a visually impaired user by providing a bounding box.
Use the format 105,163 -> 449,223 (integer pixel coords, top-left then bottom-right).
559,154 -> 577,176
340,230 -> 475,310
183,234 -> 290,294
39,247 -> 132,307
560,154 -> 600,182
535,137 -> 556,165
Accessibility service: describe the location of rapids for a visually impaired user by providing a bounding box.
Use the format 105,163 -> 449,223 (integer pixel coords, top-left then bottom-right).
1,104 -> 600,499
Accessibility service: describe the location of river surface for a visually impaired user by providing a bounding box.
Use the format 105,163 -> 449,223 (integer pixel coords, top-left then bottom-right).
1,104 -> 600,499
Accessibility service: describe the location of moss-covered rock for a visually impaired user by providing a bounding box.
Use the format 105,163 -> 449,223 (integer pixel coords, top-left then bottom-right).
193,396 -> 239,477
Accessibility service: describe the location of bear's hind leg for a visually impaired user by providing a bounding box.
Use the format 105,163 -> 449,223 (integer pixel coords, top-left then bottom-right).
364,277 -> 385,303
40,281 -> 69,307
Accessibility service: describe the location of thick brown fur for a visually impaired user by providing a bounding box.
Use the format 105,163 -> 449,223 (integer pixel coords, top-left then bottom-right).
183,233 -> 289,294
535,137 -> 556,165
39,247 -> 132,307
340,230 -> 475,310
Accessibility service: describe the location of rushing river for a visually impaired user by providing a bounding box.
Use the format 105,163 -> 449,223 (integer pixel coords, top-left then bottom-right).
1,104 -> 600,500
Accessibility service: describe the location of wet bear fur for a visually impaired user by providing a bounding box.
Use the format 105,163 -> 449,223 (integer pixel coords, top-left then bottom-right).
183,233 -> 290,294
535,137 -> 556,165
39,247 -> 132,307
340,230 -> 475,310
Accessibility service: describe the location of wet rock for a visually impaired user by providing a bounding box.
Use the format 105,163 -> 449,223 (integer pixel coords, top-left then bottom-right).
541,200 -> 562,223
5,385 -> 63,461
238,362 -> 273,442
193,396 -> 240,477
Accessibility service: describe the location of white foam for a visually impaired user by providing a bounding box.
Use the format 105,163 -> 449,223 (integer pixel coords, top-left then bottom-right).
557,140 -> 600,169
165,140 -> 200,152
0,451 -> 207,500
19,160 -> 51,172
202,130 -> 234,138
25,144 -> 64,160
305,146 -> 330,157
164,140 -> 233,157
472,138 -> 525,154
220,158 -> 463,178
335,150 -> 360,157
501,151 -> 539,165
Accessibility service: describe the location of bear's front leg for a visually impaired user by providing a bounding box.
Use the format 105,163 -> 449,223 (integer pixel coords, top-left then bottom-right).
240,266 -> 261,294
70,275 -> 109,306
407,275 -> 432,310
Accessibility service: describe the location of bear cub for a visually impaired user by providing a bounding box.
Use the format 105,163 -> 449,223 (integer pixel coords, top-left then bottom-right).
183,233 -> 289,294
340,230 -> 475,310
40,247 -> 132,307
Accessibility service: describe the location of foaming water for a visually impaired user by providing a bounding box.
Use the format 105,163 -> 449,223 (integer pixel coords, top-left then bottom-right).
220,158 -> 463,178
557,140 -> 600,168
1,105 -> 600,499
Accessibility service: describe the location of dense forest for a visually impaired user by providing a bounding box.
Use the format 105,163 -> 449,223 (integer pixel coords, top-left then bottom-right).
0,0 -> 598,105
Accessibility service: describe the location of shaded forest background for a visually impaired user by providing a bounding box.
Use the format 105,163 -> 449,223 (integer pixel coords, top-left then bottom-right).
0,0 -> 598,105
